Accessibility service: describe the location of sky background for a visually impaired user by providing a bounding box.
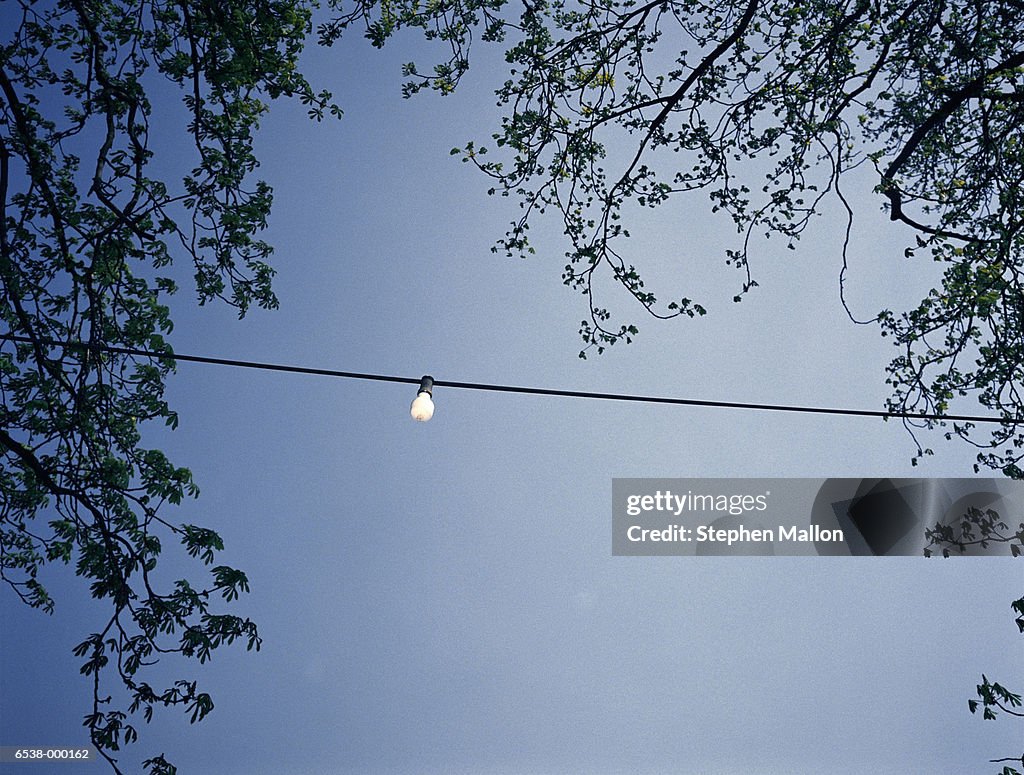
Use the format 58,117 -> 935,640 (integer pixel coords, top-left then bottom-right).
2,10 -> 1023,774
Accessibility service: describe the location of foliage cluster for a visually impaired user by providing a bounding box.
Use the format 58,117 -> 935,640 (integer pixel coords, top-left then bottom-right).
1,0 -> 336,770
324,0 -> 1024,474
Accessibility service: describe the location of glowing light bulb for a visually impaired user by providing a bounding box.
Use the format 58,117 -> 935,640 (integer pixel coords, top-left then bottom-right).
410,376 -> 434,422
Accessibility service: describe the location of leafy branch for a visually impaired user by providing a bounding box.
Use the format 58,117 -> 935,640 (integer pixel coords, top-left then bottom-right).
1,0 -> 336,769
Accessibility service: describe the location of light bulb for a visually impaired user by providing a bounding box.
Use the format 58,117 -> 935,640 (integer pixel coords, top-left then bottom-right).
410,391 -> 434,422
410,375 -> 435,421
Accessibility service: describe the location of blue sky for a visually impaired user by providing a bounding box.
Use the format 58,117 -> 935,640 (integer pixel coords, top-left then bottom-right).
2,11 -> 1022,775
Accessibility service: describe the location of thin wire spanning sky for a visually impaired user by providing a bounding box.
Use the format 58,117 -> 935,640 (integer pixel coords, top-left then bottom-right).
0,332 -> 1012,424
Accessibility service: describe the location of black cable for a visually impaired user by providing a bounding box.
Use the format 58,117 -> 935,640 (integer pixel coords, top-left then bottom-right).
0,332 -> 1013,425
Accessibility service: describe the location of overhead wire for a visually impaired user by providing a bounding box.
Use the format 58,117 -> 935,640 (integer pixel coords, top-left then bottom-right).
0,333 -> 1012,425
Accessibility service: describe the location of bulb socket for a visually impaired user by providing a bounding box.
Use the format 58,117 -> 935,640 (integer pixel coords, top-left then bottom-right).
418,375 -> 434,396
